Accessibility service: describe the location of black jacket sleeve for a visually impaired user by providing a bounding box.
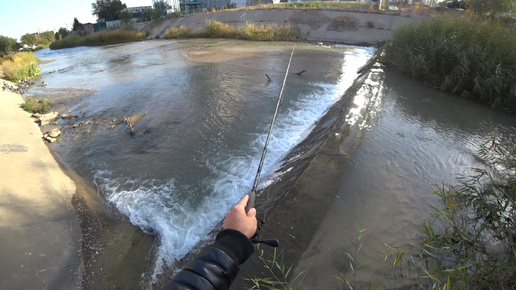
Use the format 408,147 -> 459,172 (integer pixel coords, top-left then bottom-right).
163,229 -> 254,290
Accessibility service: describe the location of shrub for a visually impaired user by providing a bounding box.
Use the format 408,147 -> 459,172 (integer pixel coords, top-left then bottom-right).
204,19 -> 237,38
164,26 -> 191,39
238,21 -> 298,41
21,96 -> 52,114
383,16 -> 516,114
1,52 -> 41,82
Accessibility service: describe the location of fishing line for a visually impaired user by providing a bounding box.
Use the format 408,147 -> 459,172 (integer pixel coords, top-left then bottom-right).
246,44 -> 296,213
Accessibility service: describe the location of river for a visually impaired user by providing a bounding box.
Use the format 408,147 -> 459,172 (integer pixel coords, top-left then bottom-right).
32,39 -> 515,288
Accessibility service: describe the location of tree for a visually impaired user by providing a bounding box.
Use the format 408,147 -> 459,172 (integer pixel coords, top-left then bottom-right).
0,35 -> 18,56
21,33 -> 37,46
143,9 -> 153,22
73,17 -> 84,32
466,0 -> 514,18
56,27 -> 68,40
120,10 -> 133,24
153,0 -> 168,18
38,31 -> 55,46
91,0 -> 127,21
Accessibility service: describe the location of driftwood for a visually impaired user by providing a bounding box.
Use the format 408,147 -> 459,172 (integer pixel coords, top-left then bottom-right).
123,116 -> 136,136
123,113 -> 145,136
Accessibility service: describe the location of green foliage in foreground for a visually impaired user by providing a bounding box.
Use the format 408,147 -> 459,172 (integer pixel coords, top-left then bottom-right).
1,52 -> 40,82
164,20 -> 298,41
49,30 -> 147,50
21,97 -> 52,114
382,16 -> 516,114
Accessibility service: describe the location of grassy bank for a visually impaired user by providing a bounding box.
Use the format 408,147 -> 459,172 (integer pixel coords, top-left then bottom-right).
0,52 -> 40,82
50,30 -> 147,50
165,20 -> 298,41
382,16 -> 516,114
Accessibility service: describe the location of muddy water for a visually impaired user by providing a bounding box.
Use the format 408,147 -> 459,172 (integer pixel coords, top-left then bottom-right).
250,67 -> 515,289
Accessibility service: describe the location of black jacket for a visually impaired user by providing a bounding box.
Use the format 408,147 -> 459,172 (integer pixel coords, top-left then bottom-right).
164,229 -> 254,290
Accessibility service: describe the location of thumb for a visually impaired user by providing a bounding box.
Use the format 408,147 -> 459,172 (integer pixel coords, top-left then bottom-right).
247,207 -> 256,218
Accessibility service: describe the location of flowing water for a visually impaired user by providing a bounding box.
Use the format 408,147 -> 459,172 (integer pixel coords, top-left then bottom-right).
33,40 -> 375,282
32,39 -> 515,288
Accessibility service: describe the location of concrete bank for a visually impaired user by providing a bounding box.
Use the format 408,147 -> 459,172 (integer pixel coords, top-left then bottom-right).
0,81 -> 82,289
144,9 -> 429,45
0,81 -> 155,289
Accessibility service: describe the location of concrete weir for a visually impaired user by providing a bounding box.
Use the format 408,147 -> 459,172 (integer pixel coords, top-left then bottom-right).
143,9 -> 429,45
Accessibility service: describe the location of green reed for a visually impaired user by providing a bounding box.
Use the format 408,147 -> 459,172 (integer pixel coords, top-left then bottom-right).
382,16 -> 516,114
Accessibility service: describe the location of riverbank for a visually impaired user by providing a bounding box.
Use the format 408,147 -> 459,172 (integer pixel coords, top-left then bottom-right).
0,80 -> 154,289
142,8 -> 431,45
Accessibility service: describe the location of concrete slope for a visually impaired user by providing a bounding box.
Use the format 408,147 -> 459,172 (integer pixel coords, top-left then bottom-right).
143,9 -> 428,45
0,82 -> 83,289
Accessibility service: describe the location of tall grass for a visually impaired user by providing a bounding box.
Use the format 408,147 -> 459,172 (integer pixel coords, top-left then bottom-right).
164,20 -> 298,41
249,247 -> 306,289
50,30 -> 147,50
238,21 -> 298,41
245,2 -> 378,12
204,19 -> 237,38
164,26 -> 191,39
1,52 -> 40,82
382,16 -> 516,114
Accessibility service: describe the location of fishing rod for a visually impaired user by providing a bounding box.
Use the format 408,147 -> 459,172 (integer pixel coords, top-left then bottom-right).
244,45 -> 296,247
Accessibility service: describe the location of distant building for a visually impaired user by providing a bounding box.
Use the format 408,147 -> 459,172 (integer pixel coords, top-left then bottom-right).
83,23 -> 95,34
179,0 -> 274,14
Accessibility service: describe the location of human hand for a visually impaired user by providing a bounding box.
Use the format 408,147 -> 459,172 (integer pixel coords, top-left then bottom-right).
224,195 -> 257,238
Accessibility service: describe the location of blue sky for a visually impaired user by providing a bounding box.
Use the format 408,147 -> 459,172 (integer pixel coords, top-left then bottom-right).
0,0 -> 153,41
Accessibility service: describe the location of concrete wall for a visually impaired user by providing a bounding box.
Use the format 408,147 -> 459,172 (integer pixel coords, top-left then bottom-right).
143,9 -> 429,45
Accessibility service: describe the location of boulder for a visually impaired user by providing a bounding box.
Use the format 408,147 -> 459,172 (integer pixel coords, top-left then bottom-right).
43,128 -> 61,143
36,112 -> 59,126
61,113 -> 76,119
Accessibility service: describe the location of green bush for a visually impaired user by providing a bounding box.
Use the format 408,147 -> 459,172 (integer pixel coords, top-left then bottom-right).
383,16 -> 516,114
21,97 -> 52,114
1,52 -> 40,82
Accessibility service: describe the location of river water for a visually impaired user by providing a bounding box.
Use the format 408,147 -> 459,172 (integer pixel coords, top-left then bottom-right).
32,39 -> 515,288
33,39 -> 374,282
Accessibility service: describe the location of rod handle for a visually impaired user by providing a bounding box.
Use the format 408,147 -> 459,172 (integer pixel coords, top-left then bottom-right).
245,191 -> 256,213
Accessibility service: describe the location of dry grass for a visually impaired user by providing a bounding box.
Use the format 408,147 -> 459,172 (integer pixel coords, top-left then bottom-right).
1,52 -> 40,82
